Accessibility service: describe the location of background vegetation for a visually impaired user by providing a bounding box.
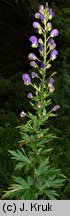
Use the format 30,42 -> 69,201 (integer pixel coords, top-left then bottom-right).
0,0 -> 70,199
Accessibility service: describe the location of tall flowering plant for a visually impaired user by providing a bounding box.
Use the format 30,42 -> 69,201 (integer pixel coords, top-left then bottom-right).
3,2 -> 66,200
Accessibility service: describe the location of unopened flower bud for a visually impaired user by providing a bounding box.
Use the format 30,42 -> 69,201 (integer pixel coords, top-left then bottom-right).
33,22 -> 41,29
20,111 -> 26,118
51,29 -> 59,37
22,74 -> 31,85
37,104 -> 41,108
28,53 -> 37,60
27,92 -> 33,99
29,36 -> 38,48
30,61 -> 38,68
50,49 -> 58,60
52,105 -> 60,111
34,12 -> 40,19
46,64 -> 51,69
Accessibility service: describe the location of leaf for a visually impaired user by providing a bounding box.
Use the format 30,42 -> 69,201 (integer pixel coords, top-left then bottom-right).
33,83 -> 40,92
45,189 -> 59,200
15,162 -> 25,170
2,177 -> 32,199
37,158 -> 50,175
9,150 -> 30,164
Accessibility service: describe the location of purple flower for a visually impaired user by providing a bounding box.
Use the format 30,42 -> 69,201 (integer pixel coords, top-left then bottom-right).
52,105 -> 60,111
41,62 -> 46,69
48,38 -> 56,49
27,92 -> 33,99
22,74 -> 31,85
29,36 -> 38,48
39,5 -> 44,14
48,77 -> 55,84
48,38 -> 54,44
20,111 -> 26,117
45,2 -> 49,8
51,29 -> 59,37
36,28 -> 42,34
30,61 -> 38,68
50,49 -> 58,60
28,53 -> 37,60
33,22 -> 41,29
47,22 -> 52,31
48,8 -> 54,19
34,13 -> 40,19
39,44 -> 44,52
31,72 -> 37,78
39,4 -> 44,10
48,77 -> 55,92
40,14 -> 45,21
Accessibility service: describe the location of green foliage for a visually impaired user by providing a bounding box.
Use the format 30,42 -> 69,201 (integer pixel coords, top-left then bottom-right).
2,108 -> 66,199
3,148 -> 66,199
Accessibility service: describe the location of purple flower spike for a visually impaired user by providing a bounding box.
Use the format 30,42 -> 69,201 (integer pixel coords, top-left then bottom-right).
34,13 -> 40,19
51,29 -> 59,37
28,53 -> 37,60
46,2 -> 49,8
52,105 -> 60,111
27,92 -> 33,99
31,72 -> 37,78
48,8 -> 54,19
33,22 -> 41,29
50,49 -> 58,60
41,62 -> 46,69
30,61 -> 38,68
29,36 -> 38,48
22,74 -> 31,85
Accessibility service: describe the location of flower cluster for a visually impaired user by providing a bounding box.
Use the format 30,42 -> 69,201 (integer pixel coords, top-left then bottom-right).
20,2 -> 60,116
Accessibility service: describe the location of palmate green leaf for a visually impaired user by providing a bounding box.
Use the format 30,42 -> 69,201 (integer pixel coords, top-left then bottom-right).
15,162 -> 26,170
42,175 -> 65,189
36,179 -> 59,199
36,135 -> 57,147
19,124 -> 33,133
45,189 -> 59,200
9,150 -> 30,164
38,113 -> 57,126
20,190 -> 32,199
2,177 -> 31,199
28,112 -> 37,121
41,148 -> 53,155
20,132 -> 31,142
37,157 -> 50,175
